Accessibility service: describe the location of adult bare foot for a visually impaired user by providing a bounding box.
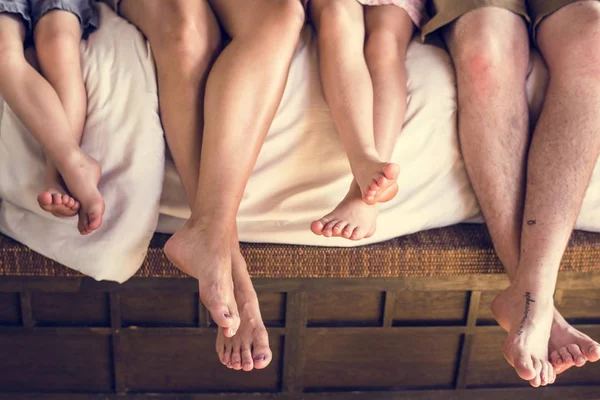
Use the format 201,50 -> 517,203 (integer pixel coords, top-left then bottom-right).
311,182 -> 385,241
216,247 -> 272,371
55,151 -> 104,235
492,286 -> 556,387
493,298 -> 599,375
164,222 -> 240,338
353,159 -> 399,205
549,311 -> 600,374
38,163 -> 80,218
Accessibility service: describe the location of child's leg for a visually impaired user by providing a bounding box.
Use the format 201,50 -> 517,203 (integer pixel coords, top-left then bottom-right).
33,10 -> 104,235
309,0 -> 399,206
311,4 -> 414,240
0,15 -> 82,213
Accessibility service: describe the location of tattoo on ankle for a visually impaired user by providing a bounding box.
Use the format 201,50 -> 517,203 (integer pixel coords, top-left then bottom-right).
518,292 -> 536,336
527,220 -> 537,226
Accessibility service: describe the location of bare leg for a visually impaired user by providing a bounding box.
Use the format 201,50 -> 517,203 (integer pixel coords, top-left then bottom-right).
493,0 -> 600,384
34,10 -> 104,234
311,5 -> 413,240
308,0 -> 399,206
163,0 -> 304,337
0,14 -> 102,234
443,9 -> 557,386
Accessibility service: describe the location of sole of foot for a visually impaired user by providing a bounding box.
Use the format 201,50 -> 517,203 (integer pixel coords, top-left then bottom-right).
164,224 -> 240,337
492,286 -> 555,387
37,189 -> 80,218
56,152 -> 105,235
358,162 -> 400,206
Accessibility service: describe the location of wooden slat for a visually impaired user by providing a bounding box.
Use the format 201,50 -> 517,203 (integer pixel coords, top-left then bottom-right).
282,292 -> 308,393
455,291 -> 481,389
2,272 -> 599,293
3,386 -> 600,400
382,291 -> 396,327
19,292 -> 34,328
109,293 -> 126,394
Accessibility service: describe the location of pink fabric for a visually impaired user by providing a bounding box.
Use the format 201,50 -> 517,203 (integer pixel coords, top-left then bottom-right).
302,0 -> 426,27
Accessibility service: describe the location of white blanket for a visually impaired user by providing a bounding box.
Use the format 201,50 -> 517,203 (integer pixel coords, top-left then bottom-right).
1,5 -> 600,282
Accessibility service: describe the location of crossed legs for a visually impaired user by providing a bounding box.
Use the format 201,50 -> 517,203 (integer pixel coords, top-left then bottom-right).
445,2 -> 600,387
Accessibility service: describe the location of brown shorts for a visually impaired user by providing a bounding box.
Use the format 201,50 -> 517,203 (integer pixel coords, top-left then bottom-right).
422,0 -> 591,41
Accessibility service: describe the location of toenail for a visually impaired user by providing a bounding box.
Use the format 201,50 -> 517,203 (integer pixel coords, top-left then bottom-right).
243,362 -> 251,367
254,355 -> 266,361
229,329 -> 236,336
224,313 -> 232,319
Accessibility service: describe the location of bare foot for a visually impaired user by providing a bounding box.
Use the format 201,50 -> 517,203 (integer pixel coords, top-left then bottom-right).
216,248 -> 272,371
353,159 -> 399,205
38,164 -> 80,218
311,182 -> 382,241
492,286 -> 556,387
55,152 -> 104,235
164,222 -> 240,338
493,299 -> 600,376
549,311 -> 600,374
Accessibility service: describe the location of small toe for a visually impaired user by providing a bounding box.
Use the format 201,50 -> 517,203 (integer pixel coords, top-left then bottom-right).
222,343 -> 232,367
551,351 -> 563,367
230,346 -> 242,371
332,221 -> 347,236
52,193 -> 63,205
241,346 -> 254,372
568,344 -> 586,367
322,221 -> 338,237
559,347 -> 574,365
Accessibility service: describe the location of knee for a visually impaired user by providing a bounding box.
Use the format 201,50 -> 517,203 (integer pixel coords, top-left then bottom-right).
256,0 -> 305,42
453,31 -> 528,97
542,7 -> 600,78
365,28 -> 405,69
316,0 -> 358,38
154,18 -> 222,77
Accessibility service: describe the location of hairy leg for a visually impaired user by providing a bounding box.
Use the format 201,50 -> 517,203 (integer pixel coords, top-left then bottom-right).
311,5 -> 413,240
499,0 -> 600,376
34,10 -> 104,233
443,8 -> 558,386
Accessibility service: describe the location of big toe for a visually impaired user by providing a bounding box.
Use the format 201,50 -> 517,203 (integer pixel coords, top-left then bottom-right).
513,354 -> 537,381
310,220 -> 326,235
586,342 -> 600,362
383,162 -> 400,180
37,192 -> 53,206
209,303 -> 240,337
252,328 -> 272,370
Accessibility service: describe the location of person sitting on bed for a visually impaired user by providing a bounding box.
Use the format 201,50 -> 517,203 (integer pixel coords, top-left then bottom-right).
422,0 -> 600,388
308,0 -> 426,241
0,0 -> 103,235
101,0 -> 305,372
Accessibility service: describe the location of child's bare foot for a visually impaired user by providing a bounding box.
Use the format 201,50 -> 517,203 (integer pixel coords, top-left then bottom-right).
38,164 -> 80,218
492,286 -> 555,387
164,222 -> 240,338
549,311 -> 600,374
216,248 -> 272,371
311,182 -> 387,241
56,152 -> 104,235
353,160 -> 399,205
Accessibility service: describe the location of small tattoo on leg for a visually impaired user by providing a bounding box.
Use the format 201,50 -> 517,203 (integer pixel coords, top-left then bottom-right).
527,220 -> 537,226
518,292 -> 536,336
